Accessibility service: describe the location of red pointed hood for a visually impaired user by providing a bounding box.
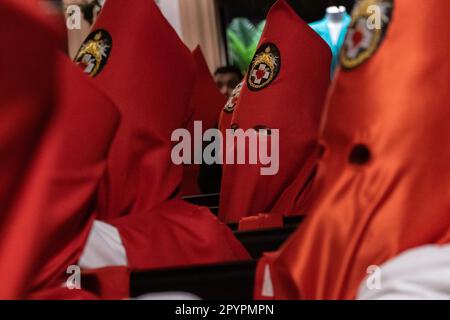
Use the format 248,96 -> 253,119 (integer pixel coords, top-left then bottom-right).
219,0 -> 331,223
74,0 -> 196,219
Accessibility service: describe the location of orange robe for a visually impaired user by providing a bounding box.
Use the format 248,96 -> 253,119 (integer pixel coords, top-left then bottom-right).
254,0 -> 450,300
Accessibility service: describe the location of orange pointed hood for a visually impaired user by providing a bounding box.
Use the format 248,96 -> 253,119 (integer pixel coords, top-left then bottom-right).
256,0 -> 450,300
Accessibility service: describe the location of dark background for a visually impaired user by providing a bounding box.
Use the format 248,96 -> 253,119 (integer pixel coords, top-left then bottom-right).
217,0 -> 356,24
217,0 -> 356,66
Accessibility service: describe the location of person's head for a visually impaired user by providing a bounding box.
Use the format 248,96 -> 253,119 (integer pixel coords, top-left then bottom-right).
214,66 -> 243,98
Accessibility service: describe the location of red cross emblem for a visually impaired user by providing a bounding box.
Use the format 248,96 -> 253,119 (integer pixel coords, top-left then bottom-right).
247,43 -> 280,91
251,64 -> 271,85
340,0 -> 394,70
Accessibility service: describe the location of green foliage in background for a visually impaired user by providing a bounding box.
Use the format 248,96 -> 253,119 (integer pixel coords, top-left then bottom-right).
227,18 -> 266,74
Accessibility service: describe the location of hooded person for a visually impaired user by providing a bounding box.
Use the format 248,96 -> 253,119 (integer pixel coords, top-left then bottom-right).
0,0 -> 119,299
219,0 -> 332,223
74,0 -> 249,273
217,80 -> 244,198
254,0 -> 450,300
218,80 -> 244,139
181,46 -> 227,196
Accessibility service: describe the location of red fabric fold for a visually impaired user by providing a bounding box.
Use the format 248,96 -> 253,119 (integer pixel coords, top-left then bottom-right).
110,199 -> 250,270
28,55 -> 120,293
0,1 -> 120,300
0,0 -> 57,299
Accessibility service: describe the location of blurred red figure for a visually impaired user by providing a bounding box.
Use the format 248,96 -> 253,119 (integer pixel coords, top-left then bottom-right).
0,0 -> 120,299
0,0 -> 56,299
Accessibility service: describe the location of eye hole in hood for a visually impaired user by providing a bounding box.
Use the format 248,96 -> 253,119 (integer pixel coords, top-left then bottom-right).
349,144 -> 372,165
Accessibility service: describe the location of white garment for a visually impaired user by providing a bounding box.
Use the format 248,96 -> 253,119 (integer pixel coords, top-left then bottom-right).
79,222 -> 204,300
357,245 -> 450,300
79,220 -> 128,269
